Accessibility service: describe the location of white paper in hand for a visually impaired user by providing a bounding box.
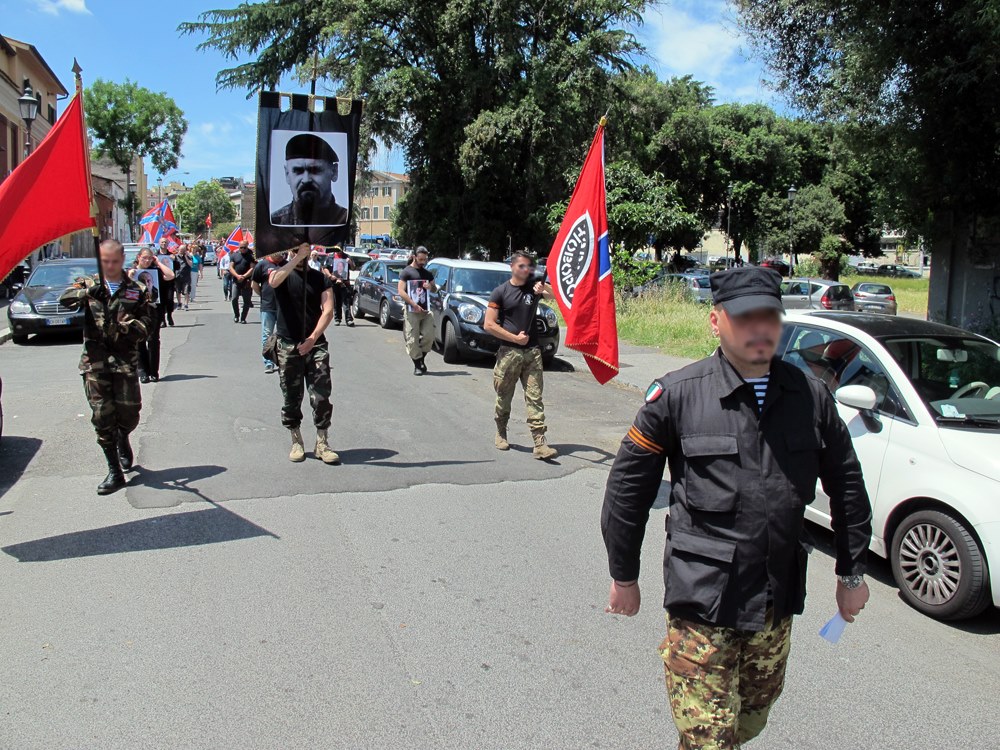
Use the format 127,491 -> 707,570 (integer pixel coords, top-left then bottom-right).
819,612 -> 848,644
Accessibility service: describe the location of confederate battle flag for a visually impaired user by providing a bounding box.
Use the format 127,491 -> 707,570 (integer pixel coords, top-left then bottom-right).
547,118 -> 619,384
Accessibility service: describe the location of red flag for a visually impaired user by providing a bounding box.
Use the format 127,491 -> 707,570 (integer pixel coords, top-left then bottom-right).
205,213 -> 212,229
548,120 -> 618,384
0,94 -> 95,282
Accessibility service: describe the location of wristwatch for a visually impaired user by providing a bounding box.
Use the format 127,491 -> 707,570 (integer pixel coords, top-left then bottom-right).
838,574 -> 865,589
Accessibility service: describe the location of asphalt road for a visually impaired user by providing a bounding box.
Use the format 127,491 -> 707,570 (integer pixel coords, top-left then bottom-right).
1,277 -> 998,750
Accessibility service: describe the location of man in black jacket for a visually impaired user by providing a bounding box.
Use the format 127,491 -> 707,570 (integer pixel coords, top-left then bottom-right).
601,266 -> 872,750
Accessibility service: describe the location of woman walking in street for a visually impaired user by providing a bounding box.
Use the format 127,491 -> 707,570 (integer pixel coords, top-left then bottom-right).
129,247 -> 175,383
189,243 -> 204,304
175,244 -> 193,311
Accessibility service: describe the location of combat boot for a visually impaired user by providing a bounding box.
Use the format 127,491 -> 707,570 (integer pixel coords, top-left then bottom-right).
117,430 -> 134,472
289,428 -> 306,463
314,429 -> 341,465
531,431 -> 558,461
413,358 -> 424,376
419,355 -> 428,373
494,422 -> 510,451
97,444 -> 127,495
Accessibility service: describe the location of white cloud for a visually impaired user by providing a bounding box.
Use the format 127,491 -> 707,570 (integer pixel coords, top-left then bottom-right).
639,1 -> 773,104
34,0 -> 90,15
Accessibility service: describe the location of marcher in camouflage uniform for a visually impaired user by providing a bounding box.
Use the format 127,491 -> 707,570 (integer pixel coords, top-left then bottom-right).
484,252 -> 557,460
60,239 -> 155,495
268,244 -> 339,464
602,267 -> 872,749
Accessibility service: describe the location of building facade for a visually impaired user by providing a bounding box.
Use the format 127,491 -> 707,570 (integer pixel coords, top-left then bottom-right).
355,170 -> 409,246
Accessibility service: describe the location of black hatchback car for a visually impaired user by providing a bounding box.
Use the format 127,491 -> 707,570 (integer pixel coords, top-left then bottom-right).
6,257 -> 98,344
351,259 -> 409,328
425,258 -> 560,365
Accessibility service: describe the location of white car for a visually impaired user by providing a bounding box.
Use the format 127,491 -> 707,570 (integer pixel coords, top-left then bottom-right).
780,311 -> 1000,620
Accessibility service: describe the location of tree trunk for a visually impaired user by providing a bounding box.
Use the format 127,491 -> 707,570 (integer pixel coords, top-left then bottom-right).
928,209 -> 1000,331
820,255 -> 840,281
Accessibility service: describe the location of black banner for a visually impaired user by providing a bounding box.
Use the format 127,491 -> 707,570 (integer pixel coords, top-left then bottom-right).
254,91 -> 363,258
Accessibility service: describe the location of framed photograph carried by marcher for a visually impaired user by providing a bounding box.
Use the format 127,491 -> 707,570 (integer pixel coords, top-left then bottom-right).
255,92 -> 363,258
406,279 -> 428,312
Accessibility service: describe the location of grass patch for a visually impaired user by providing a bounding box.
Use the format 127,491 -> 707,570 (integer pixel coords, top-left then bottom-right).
850,274 -> 929,317
615,286 -> 717,360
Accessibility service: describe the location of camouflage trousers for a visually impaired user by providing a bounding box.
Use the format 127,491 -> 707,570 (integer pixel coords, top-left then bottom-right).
276,337 -> 333,430
82,371 -> 142,448
493,345 -> 545,433
659,612 -> 793,750
403,310 -> 434,359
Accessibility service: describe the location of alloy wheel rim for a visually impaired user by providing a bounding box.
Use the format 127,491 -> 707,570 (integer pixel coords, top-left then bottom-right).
380,303 -> 388,325
898,523 -> 962,605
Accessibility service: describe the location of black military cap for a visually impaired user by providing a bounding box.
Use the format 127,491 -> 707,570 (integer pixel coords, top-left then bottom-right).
285,133 -> 338,163
710,266 -> 784,315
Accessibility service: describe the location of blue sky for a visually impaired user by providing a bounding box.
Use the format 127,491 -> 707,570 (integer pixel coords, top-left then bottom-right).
1,0 -> 775,186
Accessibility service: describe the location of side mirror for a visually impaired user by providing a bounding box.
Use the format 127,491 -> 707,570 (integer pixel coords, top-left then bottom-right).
835,384 -> 877,411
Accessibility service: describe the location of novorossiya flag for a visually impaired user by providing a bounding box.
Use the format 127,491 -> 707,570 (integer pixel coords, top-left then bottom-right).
139,200 -> 179,244
223,225 -> 244,253
0,94 -> 95,282
547,118 -> 618,384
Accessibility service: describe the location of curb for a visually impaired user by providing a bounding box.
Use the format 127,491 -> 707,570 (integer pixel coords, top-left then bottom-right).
0,327 -> 11,346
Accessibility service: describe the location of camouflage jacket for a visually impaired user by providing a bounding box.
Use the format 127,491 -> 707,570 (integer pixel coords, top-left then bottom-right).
59,274 -> 155,374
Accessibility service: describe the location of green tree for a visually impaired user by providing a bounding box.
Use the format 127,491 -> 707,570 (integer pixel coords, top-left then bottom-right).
84,79 -> 188,237
175,181 -> 237,236
755,183 -> 847,274
181,0 -> 651,257
735,0 -> 1000,328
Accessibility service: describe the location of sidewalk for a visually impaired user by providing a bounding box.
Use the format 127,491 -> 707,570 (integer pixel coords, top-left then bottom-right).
557,339 -> 694,393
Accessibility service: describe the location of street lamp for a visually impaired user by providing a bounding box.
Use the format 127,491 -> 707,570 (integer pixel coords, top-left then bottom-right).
726,183 -> 734,265
128,179 -> 137,242
787,185 -> 798,276
18,79 -> 39,157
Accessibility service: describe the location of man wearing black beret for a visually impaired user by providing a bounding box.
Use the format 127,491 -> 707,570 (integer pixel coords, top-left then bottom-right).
271,133 -> 349,227
600,265 -> 873,749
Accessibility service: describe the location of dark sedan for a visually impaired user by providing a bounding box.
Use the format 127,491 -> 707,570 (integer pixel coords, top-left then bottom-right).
425,259 -> 560,365
6,258 -> 98,344
351,260 -> 408,328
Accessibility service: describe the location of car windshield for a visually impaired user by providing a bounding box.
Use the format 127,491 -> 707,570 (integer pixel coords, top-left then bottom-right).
857,284 -> 892,295
451,268 -> 510,295
27,263 -> 97,288
881,335 -> 1000,425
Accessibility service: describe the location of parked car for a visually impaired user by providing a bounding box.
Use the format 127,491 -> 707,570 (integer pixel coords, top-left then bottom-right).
425,258 -> 561,365
854,261 -> 880,275
780,311 -> 1000,620
780,278 -> 855,311
351,260 -> 408,327
0,262 -> 29,299
877,263 -> 921,279
635,272 -> 713,303
851,282 -> 898,315
760,258 -> 791,276
6,257 -> 98,343
122,243 -> 145,269
203,248 -> 218,266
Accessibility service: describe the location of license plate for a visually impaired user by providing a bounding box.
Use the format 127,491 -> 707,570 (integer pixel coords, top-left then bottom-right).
863,305 -> 881,311
45,317 -> 71,326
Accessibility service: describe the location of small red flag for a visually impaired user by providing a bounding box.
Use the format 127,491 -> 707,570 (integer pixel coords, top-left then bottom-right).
548,121 -> 619,384
205,213 -> 212,229
0,94 -> 95,282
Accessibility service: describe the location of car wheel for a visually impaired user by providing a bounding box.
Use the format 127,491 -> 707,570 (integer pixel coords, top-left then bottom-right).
351,293 -> 365,320
442,320 -> 461,364
11,334 -> 28,345
379,299 -> 392,329
890,509 -> 991,620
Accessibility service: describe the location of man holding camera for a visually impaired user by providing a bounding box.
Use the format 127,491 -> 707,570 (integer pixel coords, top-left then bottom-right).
484,251 -> 557,460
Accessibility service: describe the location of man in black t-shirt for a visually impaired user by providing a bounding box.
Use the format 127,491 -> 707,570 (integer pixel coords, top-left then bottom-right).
484,251 -> 557,460
268,243 -> 339,465
397,247 -> 437,375
229,241 -> 256,323
252,253 -> 286,374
